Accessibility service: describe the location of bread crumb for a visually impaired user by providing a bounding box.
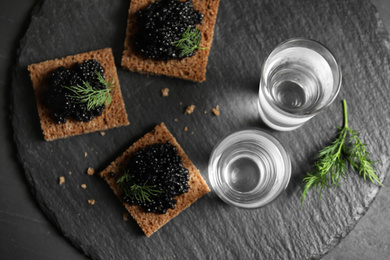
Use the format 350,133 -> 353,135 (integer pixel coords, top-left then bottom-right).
88,199 -> 95,205
80,184 -> 87,189
211,105 -> 220,116
100,131 -> 106,136
185,105 -> 195,114
87,167 -> 95,176
204,110 -> 207,114
184,126 -> 188,132
84,152 -> 88,157
161,88 -> 169,97
179,101 -> 183,106
191,131 -> 194,135
123,212 -> 129,221
174,118 -> 178,122
59,176 -> 65,185
68,171 -> 72,175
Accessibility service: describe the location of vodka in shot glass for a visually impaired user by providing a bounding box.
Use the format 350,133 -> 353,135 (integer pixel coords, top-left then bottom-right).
208,129 -> 291,208
258,38 -> 342,131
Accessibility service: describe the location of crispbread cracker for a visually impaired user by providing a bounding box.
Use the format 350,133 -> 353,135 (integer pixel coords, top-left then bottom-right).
28,48 -> 129,141
99,123 -> 210,237
121,0 -> 221,82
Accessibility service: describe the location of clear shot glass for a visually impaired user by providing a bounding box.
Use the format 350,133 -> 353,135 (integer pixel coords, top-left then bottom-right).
208,129 -> 291,208
258,38 -> 342,131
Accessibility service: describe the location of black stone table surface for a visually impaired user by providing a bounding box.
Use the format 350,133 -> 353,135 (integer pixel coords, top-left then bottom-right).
2,0 -> 390,259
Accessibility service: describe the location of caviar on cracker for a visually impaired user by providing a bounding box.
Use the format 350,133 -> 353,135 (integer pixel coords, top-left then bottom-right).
43,60 -> 114,124
117,141 -> 190,214
133,0 -> 204,60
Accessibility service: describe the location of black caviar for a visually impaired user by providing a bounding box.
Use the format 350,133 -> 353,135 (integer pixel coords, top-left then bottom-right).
119,141 -> 190,214
133,0 -> 203,60
44,60 -> 106,124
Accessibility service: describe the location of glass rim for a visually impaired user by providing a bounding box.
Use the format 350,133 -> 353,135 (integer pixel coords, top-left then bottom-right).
260,37 -> 342,117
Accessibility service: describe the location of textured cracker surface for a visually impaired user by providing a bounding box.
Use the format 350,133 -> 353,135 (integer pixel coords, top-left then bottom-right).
100,123 -> 210,237
28,48 -> 129,141
121,0 -> 220,82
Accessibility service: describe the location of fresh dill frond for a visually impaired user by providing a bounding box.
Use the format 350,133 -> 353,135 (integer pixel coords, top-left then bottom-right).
345,128 -> 382,184
301,99 -> 383,206
117,170 -> 163,203
63,71 -> 115,111
171,26 -> 207,57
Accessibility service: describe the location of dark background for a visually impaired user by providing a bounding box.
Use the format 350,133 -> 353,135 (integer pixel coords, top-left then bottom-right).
1,0 -> 389,259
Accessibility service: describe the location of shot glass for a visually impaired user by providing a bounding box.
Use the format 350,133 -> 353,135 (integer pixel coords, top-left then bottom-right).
258,38 -> 342,131
208,129 -> 291,208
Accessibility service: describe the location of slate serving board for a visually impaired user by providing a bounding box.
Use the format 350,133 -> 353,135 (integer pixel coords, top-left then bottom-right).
11,0 -> 390,259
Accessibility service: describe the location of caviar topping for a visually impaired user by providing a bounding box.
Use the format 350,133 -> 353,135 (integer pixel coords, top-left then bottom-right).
117,141 -> 190,214
44,60 -> 113,124
133,0 -> 204,60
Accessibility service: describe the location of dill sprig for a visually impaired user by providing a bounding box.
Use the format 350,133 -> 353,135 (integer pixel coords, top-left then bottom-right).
301,99 -> 383,206
63,71 -> 115,111
117,170 -> 163,203
171,26 -> 207,57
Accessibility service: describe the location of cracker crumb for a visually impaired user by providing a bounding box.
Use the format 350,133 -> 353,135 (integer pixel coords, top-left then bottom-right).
174,118 -> 178,122
191,131 -> 194,135
100,131 -> 106,136
87,167 -> 95,176
204,110 -> 207,114
68,171 -> 72,175
184,126 -> 188,132
80,184 -> 87,189
59,176 -> 65,185
211,105 -> 220,116
161,88 -> 169,97
179,101 -> 183,106
88,199 -> 95,205
123,212 -> 129,221
84,152 -> 88,157
185,105 -> 195,114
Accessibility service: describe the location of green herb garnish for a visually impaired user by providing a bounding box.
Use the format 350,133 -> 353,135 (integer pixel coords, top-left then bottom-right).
301,99 -> 383,205
117,170 -> 163,203
63,71 -> 115,111
171,26 -> 207,57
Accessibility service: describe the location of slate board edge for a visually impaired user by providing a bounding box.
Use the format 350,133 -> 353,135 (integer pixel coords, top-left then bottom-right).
8,1 -> 389,260
314,3 -> 390,258
8,0 -> 97,259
